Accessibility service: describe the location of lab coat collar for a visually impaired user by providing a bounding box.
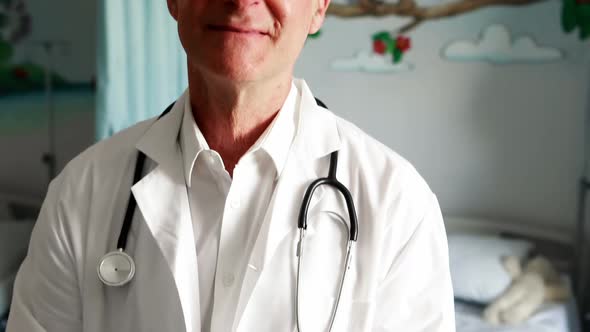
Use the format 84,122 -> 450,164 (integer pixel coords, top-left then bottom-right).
133,97 -> 202,332
292,79 -> 342,160
135,95 -> 186,172
180,91 -> 209,187
254,78 -> 342,269
232,79 -> 342,329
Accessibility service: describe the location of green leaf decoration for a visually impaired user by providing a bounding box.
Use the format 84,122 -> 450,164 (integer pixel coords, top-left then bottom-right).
562,0 -> 578,32
393,48 -> 403,63
577,4 -> 590,19
580,18 -> 590,39
372,31 -> 391,42
577,4 -> 590,39
385,39 -> 396,55
0,40 -> 13,63
308,30 -> 322,39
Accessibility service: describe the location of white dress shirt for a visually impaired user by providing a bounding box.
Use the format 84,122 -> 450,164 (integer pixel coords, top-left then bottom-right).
179,83 -> 300,331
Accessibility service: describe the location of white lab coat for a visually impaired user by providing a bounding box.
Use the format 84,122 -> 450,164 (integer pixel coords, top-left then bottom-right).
7,80 -> 455,332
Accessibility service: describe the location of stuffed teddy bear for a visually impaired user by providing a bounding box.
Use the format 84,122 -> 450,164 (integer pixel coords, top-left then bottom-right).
483,255 -> 570,325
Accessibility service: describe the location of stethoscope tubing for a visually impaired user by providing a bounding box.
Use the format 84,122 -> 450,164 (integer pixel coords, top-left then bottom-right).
296,229 -> 355,332
117,152 -> 146,250
297,152 -> 358,242
295,150 -> 358,332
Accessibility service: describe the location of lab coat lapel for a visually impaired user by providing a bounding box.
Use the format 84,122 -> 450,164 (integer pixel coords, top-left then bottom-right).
233,80 -> 342,329
131,97 -> 201,332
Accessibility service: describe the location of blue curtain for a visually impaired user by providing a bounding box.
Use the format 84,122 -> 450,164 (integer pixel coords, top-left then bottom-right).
96,0 -> 188,140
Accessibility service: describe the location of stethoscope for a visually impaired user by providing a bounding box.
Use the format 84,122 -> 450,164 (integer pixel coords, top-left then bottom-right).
97,99 -> 359,331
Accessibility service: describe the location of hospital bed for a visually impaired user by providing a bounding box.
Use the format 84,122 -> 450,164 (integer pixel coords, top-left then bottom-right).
0,193 -> 39,331
445,216 -> 582,332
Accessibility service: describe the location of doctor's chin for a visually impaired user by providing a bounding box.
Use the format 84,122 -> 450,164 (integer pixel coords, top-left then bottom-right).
0,0 -> 588,331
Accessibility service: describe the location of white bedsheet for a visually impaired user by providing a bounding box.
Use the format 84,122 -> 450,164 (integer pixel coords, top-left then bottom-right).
455,299 -> 581,332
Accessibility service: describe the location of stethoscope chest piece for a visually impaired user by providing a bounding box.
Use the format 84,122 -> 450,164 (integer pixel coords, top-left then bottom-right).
97,249 -> 136,287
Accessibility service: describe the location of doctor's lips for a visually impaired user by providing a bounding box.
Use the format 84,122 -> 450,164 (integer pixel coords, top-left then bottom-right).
206,24 -> 269,36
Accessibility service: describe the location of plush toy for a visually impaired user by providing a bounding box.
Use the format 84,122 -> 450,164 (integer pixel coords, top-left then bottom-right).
483,255 -> 570,325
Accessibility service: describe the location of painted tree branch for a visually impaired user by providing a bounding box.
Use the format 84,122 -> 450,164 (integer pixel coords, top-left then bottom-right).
328,0 -> 548,32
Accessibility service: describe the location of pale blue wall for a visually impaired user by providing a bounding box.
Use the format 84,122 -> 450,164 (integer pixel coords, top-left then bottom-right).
296,1 -> 589,231
0,90 -> 95,197
1,0 -> 587,232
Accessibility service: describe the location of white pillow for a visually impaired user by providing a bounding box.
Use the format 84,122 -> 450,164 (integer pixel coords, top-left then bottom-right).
448,233 -> 533,304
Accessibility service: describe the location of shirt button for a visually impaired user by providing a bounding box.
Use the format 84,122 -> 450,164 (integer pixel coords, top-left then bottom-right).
223,273 -> 235,287
230,198 -> 241,208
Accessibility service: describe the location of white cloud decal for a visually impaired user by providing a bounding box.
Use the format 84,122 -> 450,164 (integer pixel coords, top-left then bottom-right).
443,24 -> 563,64
331,51 -> 414,73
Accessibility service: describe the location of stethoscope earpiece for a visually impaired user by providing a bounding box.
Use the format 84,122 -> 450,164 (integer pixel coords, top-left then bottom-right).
97,249 -> 136,287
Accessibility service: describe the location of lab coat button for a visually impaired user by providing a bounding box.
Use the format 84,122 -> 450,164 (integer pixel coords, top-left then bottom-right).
223,273 -> 235,287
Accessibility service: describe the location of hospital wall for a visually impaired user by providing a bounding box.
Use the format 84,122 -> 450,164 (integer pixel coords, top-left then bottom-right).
0,0 -> 97,198
295,1 -> 588,232
0,92 -> 95,196
0,0 -> 587,235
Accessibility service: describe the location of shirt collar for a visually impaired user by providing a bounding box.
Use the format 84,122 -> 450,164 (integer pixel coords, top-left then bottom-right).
247,81 -> 299,180
180,89 -> 209,186
180,81 -> 300,186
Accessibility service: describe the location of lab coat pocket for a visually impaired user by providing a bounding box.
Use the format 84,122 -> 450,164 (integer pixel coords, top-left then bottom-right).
300,210 -> 349,297
295,297 -> 375,332
293,295 -> 337,332
332,299 -> 375,331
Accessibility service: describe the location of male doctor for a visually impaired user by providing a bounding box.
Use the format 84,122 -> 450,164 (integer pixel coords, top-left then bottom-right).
7,0 -> 454,331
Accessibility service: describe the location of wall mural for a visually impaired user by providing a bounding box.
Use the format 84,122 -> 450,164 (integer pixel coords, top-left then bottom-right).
442,24 -> 563,64
294,0 -> 588,240
0,0 -> 86,96
0,0 -> 96,192
331,31 -> 415,72
326,0 -> 589,38
331,50 -> 415,72
318,0 -> 584,73
0,0 -> 95,133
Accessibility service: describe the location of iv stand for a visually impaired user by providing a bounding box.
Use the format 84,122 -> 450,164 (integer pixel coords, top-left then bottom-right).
41,41 -> 56,183
31,40 -> 68,184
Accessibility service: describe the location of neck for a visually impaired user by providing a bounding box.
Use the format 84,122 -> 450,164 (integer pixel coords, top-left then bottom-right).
187,64 -> 293,176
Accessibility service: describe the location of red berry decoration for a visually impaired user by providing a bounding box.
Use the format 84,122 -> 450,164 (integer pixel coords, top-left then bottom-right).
12,67 -> 28,80
373,40 -> 387,55
371,31 -> 413,64
395,36 -> 411,53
